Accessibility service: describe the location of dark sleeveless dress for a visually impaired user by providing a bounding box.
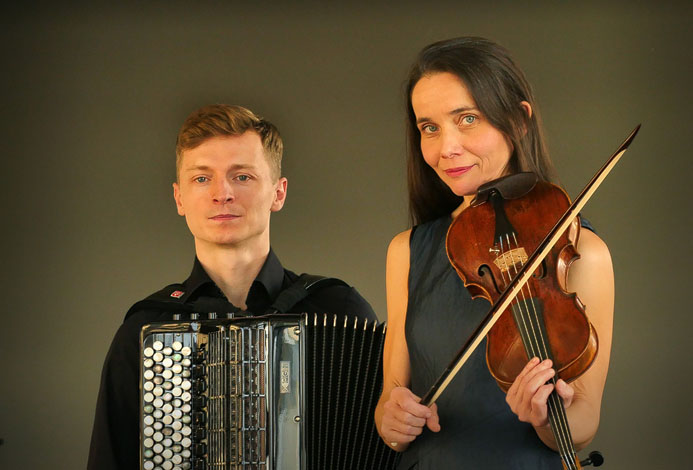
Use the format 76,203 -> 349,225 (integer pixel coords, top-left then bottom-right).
398,216 -> 562,470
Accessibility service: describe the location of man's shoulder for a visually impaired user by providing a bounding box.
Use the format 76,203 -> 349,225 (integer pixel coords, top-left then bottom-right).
123,283 -> 190,322
284,269 -> 378,321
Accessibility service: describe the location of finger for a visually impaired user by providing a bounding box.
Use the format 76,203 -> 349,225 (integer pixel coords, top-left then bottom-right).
507,362 -> 554,415
396,394 -> 435,419
528,383 -> 554,426
555,379 -> 574,408
426,403 -> 441,432
383,400 -> 427,430
508,357 -> 541,396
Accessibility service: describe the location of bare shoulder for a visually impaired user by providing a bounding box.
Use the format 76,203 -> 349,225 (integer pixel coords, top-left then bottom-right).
387,229 -> 412,264
386,229 -> 413,320
572,228 -> 613,280
577,229 -> 611,263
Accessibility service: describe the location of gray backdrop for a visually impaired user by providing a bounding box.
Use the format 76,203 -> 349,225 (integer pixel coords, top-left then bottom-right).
2,1 -> 691,469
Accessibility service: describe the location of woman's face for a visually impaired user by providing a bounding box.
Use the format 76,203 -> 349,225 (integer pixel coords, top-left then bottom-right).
411,72 -> 513,198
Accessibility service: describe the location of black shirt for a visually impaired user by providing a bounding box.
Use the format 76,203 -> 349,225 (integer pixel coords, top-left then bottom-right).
87,250 -> 377,470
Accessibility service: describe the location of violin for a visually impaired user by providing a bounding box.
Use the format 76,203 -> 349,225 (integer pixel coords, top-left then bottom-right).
419,125 -> 640,469
447,172 -> 597,469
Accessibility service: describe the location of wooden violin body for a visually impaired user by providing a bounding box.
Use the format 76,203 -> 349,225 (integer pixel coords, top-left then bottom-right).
445,174 -> 598,391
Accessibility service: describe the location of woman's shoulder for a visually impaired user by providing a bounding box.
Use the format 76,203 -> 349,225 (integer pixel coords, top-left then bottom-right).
388,229 -> 413,260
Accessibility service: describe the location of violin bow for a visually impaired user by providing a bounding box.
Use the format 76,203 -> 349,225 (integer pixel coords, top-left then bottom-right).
421,124 -> 640,407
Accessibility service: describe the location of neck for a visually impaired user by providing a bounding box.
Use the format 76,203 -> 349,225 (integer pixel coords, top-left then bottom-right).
194,237 -> 270,309
451,195 -> 473,219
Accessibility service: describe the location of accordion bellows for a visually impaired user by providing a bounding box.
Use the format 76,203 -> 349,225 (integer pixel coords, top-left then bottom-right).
139,313 -> 399,470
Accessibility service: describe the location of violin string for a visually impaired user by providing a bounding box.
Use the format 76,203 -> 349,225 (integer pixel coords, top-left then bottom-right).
508,236 -> 577,470
510,230 -> 580,469
500,232 -> 577,468
507,232 -> 575,466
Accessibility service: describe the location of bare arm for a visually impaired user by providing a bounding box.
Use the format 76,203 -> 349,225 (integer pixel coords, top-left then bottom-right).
374,230 -> 440,451
506,228 -> 614,450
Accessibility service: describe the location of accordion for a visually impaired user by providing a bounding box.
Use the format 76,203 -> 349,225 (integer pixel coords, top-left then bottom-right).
139,313 -> 399,470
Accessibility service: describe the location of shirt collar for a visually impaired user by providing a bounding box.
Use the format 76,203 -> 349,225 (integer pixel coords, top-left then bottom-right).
182,248 -> 285,302
253,248 -> 284,300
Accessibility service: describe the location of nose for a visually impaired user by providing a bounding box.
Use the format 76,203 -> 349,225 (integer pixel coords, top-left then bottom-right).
440,128 -> 464,159
212,178 -> 234,204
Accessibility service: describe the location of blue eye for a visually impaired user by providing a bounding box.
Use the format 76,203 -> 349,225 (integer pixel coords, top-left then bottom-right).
421,124 -> 438,134
236,175 -> 250,182
462,115 -> 476,125
194,176 -> 208,183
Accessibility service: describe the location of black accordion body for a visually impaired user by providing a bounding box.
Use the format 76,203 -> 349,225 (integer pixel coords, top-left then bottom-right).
139,313 -> 399,470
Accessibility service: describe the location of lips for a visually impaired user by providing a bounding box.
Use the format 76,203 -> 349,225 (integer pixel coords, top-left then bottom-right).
210,214 -> 240,220
444,166 -> 473,177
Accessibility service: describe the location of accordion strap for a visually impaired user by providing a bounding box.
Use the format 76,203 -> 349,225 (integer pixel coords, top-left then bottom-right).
125,274 -> 347,320
265,273 -> 347,314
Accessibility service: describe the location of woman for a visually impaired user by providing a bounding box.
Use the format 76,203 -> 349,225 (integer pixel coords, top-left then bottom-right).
374,37 -> 614,469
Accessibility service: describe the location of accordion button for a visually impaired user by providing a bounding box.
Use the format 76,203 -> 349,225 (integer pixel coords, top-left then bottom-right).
172,341 -> 183,351
163,347 -> 173,356
153,341 -> 164,351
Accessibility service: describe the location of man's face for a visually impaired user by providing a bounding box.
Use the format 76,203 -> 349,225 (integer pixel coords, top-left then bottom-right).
173,132 -> 287,249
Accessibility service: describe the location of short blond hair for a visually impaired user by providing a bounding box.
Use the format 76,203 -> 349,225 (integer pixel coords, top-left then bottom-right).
175,104 -> 283,180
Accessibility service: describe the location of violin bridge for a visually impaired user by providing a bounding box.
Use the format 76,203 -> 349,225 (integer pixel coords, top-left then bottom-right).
492,247 -> 529,274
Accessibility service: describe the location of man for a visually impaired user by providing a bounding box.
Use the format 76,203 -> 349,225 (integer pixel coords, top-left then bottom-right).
88,104 -> 376,469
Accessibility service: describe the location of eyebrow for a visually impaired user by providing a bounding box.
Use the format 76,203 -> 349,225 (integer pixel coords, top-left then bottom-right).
415,106 -> 478,125
182,163 -> 256,173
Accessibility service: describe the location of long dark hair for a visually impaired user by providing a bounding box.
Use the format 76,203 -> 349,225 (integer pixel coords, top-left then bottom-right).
405,37 -> 557,225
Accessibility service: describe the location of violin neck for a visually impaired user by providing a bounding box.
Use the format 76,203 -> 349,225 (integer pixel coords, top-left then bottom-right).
545,381 -> 581,469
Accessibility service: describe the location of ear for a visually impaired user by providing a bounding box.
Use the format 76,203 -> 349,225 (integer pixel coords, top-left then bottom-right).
270,177 -> 288,212
173,182 -> 185,216
520,101 -> 533,119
